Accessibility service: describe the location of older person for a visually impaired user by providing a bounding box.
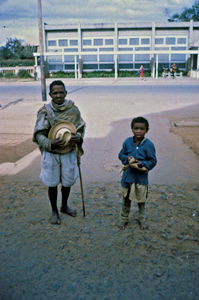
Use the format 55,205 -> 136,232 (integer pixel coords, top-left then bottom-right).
33,80 -> 86,225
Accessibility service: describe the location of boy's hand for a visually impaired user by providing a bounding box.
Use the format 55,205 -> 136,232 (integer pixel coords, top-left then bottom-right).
130,162 -> 148,172
128,156 -> 137,164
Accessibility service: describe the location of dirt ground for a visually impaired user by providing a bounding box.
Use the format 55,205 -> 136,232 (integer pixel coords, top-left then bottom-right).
0,104 -> 199,299
170,126 -> 199,157
0,180 -> 199,299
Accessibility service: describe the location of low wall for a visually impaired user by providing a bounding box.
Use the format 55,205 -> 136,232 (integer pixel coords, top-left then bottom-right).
189,70 -> 199,79
0,66 -> 41,79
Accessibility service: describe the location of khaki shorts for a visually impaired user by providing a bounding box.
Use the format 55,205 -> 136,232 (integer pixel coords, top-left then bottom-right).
121,183 -> 148,203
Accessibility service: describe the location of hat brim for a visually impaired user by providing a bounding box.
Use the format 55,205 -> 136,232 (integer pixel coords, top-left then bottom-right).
48,121 -> 76,154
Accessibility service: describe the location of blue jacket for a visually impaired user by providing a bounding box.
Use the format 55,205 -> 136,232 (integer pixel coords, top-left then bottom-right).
118,136 -> 157,186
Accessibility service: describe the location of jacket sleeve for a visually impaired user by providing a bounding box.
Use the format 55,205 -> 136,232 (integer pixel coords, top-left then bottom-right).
33,106 -> 52,151
142,142 -> 157,170
35,131 -> 52,152
118,141 -> 129,165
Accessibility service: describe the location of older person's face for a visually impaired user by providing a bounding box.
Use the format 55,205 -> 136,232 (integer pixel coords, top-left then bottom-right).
50,85 -> 67,105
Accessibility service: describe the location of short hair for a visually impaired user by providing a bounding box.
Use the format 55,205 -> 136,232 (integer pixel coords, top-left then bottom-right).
131,116 -> 149,131
49,80 -> 66,93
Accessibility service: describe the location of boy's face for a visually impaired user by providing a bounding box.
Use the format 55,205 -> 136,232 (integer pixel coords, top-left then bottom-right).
132,122 -> 147,141
50,85 -> 67,105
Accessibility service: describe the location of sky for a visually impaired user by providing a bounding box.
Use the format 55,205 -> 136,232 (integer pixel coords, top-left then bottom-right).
0,0 -> 195,46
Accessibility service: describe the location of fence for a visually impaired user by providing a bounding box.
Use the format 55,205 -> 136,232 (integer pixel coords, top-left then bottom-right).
0,66 -> 36,77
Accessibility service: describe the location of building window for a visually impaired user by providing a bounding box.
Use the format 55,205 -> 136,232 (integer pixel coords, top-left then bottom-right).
141,38 -> 150,45
155,38 -> 164,44
105,39 -> 113,45
99,64 -> 114,70
64,48 -> 78,52
50,49 -> 62,52
70,40 -> 78,46
158,54 -> 169,62
129,38 -> 139,45
48,40 -> 57,46
99,48 -> 114,51
99,54 -> 114,62
171,47 -> 186,50
171,54 -> 186,61
58,39 -> 68,46
94,39 -> 103,46
177,38 -> 186,44
48,56 -> 62,63
83,64 -> 98,70
64,55 -> 75,62
166,37 -> 176,45
83,39 -> 92,46
135,54 -> 150,61
155,47 -> 169,50
82,55 -> 97,62
119,38 -> 127,45
135,47 -> 150,51
83,48 -> 97,52
118,54 -> 133,61
48,64 -> 63,71
118,47 -> 133,51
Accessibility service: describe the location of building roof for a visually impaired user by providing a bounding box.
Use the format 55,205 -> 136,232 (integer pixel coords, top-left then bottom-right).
44,21 -> 199,31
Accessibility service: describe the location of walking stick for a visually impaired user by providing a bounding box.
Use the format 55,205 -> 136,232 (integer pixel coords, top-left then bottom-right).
75,144 -> 86,217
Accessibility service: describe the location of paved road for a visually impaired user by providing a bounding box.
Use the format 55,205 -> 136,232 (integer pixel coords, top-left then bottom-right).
1,78 -> 199,185
1,78 -> 199,107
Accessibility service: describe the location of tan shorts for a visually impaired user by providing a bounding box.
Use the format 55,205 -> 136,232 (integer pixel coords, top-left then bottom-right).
121,183 -> 148,203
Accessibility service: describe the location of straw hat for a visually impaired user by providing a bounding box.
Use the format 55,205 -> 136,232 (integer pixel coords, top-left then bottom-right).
48,121 -> 76,153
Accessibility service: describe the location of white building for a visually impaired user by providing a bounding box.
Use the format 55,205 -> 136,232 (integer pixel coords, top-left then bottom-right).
34,21 -> 199,78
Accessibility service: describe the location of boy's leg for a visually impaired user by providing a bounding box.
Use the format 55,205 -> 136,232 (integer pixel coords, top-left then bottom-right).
119,196 -> 131,230
135,184 -> 148,229
48,186 -> 61,225
138,202 -> 145,220
60,186 -> 77,217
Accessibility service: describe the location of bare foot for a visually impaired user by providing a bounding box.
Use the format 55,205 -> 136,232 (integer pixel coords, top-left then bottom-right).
50,212 -> 61,225
60,206 -> 77,217
118,221 -> 128,230
136,219 -> 148,230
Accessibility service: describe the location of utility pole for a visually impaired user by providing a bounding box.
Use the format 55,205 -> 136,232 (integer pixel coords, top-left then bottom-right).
37,0 -> 46,101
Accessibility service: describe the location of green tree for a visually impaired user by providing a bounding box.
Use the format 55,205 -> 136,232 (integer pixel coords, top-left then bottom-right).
20,45 -> 37,59
0,38 -> 37,60
5,38 -> 24,59
0,46 -> 12,59
168,0 -> 199,22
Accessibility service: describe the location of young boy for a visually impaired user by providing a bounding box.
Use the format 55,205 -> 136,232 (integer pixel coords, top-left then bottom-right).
33,80 -> 86,225
118,116 -> 157,230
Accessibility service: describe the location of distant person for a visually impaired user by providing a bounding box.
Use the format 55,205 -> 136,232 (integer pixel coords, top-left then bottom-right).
33,80 -> 86,225
118,116 -> 157,230
139,64 -> 145,79
170,63 -> 176,78
33,65 -> 38,81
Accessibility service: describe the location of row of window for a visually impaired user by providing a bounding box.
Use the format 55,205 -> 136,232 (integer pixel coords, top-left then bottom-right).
48,53 -> 186,63
48,62 -> 186,72
48,39 -> 78,47
48,36 -> 187,48
48,46 -> 187,54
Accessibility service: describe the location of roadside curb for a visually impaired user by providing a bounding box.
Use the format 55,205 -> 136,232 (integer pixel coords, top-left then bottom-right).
0,148 -> 39,176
